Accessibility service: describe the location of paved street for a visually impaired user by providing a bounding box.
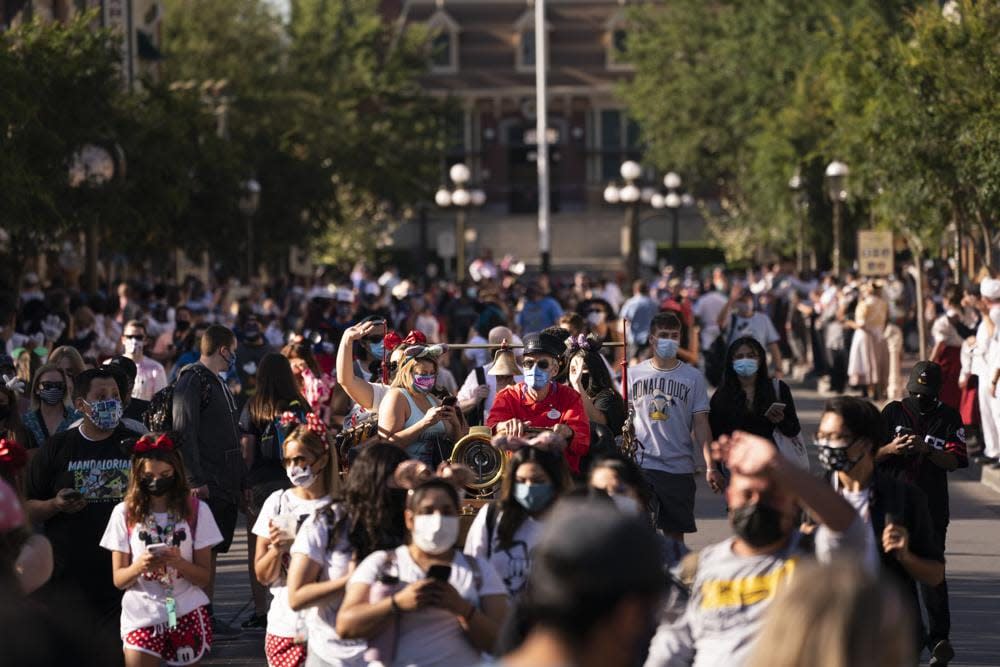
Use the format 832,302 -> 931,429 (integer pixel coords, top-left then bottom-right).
205,379 -> 1000,666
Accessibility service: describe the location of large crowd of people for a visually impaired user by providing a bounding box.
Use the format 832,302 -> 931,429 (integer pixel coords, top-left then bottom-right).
0,256 -> 989,666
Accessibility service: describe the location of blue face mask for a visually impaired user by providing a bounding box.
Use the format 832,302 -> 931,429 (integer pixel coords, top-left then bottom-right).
514,482 -> 554,513
369,341 -> 385,359
732,358 -> 759,377
655,337 -> 679,359
221,348 -> 237,379
84,398 -> 123,431
523,366 -> 550,390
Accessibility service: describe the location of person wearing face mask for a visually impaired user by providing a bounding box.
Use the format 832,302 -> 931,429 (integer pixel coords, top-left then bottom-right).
716,286 -> 783,379
565,336 -> 625,468
172,324 -> 244,634
379,345 -> 466,466
456,326 -> 524,426
816,397 -> 946,659
252,417 -> 342,667
337,470 -> 510,667
488,331 -> 591,475
644,430 -> 864,667
464,441 -> 569,596
879,362 -> 966,664
101,432 -> 223,667
626,312 -> 713,544
488,500 -> 667,667
236,317 -> 274,398
588,453 -> 689,568
577,298 -> 623,368
24,367 -> 135,666
709,337 -> 801,460
122,320 -> 168,402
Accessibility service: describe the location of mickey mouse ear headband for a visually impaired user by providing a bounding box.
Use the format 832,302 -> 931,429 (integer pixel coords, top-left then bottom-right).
392,460 -> 475,496
565,334 -> 603,354
123,433 -> 179,458
402,344 -> 449,361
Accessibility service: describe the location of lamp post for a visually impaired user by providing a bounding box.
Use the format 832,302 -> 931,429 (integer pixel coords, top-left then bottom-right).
650,172 -> 689,268
824,160 -> 849,277
604,160 -> 642,282
788,169 -> 809,274
435,163 -> 485,279
68,143 -> 125,293
240,178 -> 261,281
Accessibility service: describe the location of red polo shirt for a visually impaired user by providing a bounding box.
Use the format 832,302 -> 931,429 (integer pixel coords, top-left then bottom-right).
487,382 -> 591,474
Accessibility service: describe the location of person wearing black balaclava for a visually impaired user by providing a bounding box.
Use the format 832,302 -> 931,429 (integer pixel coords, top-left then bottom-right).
880,361 -> 967,666
644,430 -> 864,667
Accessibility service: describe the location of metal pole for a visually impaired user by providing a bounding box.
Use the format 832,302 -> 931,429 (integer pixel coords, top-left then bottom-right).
832,199 -> 842,278
796,212 -> 805,275
456,207 -> 466,283
670,206 -> 680,268
535,0 -> 550,275
246,213 -> 253,282
626,201 -> 639,282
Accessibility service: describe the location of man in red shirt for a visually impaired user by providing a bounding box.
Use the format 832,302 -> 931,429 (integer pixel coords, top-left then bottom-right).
488,331 -> 591,473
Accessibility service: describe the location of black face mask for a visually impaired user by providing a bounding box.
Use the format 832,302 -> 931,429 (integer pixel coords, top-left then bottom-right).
912,394 -> 939,415
175,320 -> 191,333
141,475 -> 177,497
731,502 -> 787,548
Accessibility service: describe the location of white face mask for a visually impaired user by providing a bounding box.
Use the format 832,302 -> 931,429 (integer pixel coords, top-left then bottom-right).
123,338 -> 143,355
286,464 -> 316,488
411,513 -> 459,555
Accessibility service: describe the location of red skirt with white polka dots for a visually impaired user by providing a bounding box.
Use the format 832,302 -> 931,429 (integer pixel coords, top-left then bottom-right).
123,605 -> 212,666
265,633 -> 307,667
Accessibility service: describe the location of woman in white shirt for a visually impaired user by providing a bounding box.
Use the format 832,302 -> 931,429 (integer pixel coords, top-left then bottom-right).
337,465 -> 509,667
464,441 -> 569,595
252,415 -> 339,667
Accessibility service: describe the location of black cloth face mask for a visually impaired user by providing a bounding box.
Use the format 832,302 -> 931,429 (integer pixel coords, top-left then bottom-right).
141,475 -> 177,497
731,501 -> 787,548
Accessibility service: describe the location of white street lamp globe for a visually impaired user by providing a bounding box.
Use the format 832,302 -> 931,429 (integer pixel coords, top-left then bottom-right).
435,188 -> 452,207
681,193 -> 695,207
663,171 -> 682,190
603,184 -> 621,204
942,0 -> 961,24
449,163 -> 471,185
68,144 -> 116,187
470,189 -> 486,207
451,188 -> 472,207
641,187 -> 656,203
650,193 -> 665,209
825,160 -> 849,179
665,192 -> 682,209
825,160 -> 849,201
788,173 -> 803,190
240,178 -> 262,215
620,160 -> 642,182
620,183 -> 641,204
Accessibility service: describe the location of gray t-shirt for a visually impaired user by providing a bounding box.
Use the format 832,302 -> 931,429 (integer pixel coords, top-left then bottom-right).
645,519 -> 866,667
628,360 -> 710,474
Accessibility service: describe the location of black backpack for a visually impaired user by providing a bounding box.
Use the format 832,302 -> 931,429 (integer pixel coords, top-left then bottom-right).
144,364 -> 216,433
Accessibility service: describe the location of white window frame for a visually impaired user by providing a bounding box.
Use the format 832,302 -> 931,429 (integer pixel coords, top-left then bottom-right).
513,8 -> 551,73
427,9 -> 460,74
605,9 -> 634,71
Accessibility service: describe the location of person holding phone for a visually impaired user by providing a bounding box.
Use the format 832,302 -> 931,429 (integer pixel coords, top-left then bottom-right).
709,336 -> 800,452
251,414 -> 340,667
100,432 -> 223,666
337,464 -> 509,667
378,345 -> 466,466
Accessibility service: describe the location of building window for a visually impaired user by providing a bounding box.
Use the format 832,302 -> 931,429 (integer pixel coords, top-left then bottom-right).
606,10 -> 633,70
596,109 -> 641,183
514,9 -> 550,72
427,9 -> 460,74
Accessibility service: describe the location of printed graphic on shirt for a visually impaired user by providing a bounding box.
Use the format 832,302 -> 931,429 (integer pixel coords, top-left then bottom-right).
699,558 -> 797,611
649,393 -> 674,421
498,541 -> 531,594
68,458 -> 130,502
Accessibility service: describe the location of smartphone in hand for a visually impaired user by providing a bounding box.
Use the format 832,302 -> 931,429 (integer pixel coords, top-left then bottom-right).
427,565 -> 451,582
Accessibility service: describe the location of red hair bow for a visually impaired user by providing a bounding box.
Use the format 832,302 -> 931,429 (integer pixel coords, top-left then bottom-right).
0,437 -> 27,474
135,433 -> 176,454
383,331 -> 403,353
304,413 -> 327,436
402,330 -> 427,346
279,411 -> 300,428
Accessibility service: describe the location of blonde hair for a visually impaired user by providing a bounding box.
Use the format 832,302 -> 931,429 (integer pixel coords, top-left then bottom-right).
390,356 -> 437,394
28,364 -> 71,411
747,561 -> 915,667
48,346 -> 85,378
283,425 -> 341,499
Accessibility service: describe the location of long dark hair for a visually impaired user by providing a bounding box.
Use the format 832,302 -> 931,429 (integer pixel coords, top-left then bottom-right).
124,437 -> 193,528
343,443 -> 408,560
717,336 -> 777,416
566,342 -> 615,398
497,447 -> 569,550
589,452 -> 652,508
248,353 -> 309,427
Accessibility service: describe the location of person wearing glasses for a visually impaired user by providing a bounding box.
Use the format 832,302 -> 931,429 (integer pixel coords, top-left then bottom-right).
22,364 -> 78,449
121,320 -> 167,402
488,331 -> 591,475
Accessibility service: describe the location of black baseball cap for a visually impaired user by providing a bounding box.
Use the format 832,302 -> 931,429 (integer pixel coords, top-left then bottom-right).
907,361 -> 942,396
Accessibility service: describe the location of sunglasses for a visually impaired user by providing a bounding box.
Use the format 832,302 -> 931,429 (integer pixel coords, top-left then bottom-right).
124,335 -> 145,341
40,381 -> 66,390
522,359 -> 553,370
